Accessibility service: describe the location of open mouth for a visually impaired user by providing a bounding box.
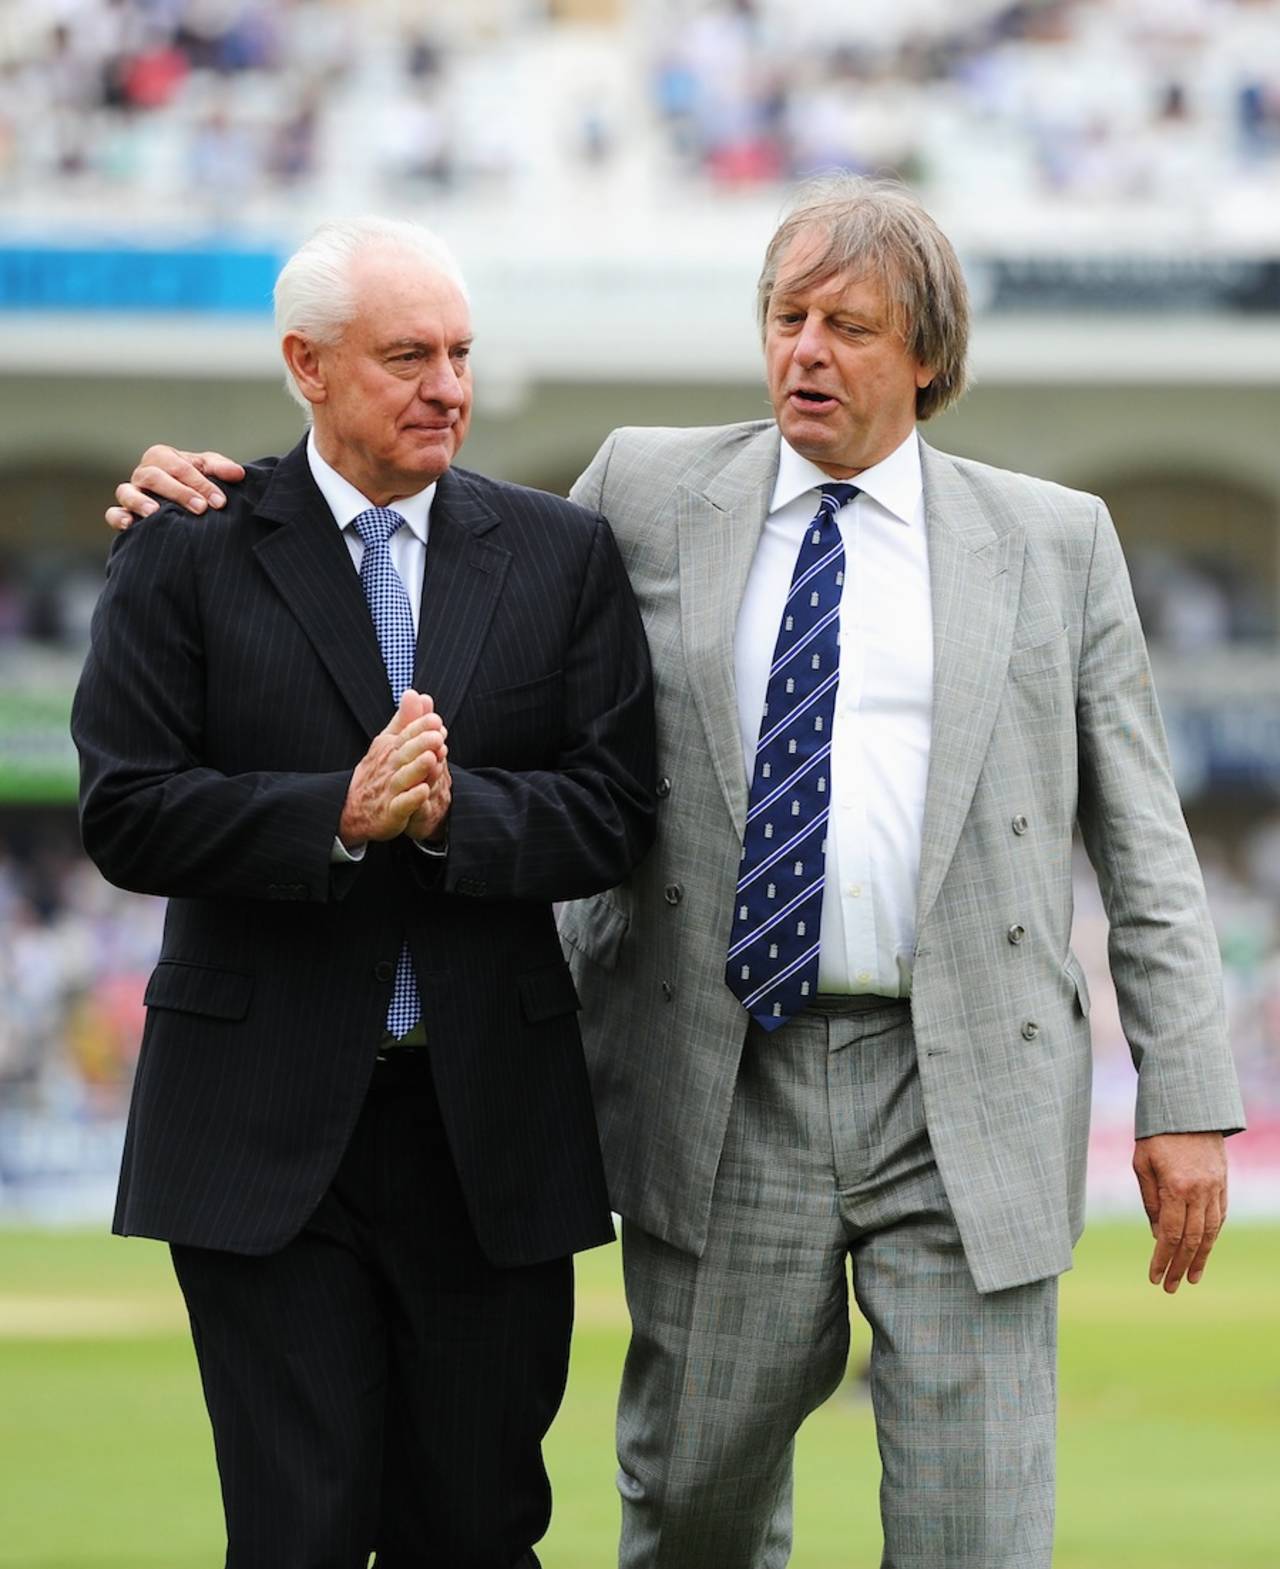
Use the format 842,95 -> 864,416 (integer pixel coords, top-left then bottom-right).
790,389 -> 837,408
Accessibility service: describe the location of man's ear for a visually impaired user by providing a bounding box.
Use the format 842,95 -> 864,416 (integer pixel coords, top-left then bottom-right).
282,332 -> 327,406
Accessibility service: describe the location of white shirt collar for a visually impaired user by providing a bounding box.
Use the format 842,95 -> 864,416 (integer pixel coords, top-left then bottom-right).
306,429 -> 435,544
770,428 -> 922,526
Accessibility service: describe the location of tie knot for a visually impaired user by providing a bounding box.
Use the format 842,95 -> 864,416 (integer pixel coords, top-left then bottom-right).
352,506 -> 407,549
817,483 -> 858,519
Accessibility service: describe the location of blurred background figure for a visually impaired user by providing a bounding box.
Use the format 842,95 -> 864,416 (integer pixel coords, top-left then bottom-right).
1,0 -> 1278,1220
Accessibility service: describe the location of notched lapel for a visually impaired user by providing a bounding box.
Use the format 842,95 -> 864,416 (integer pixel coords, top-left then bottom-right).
676,428 -> 778,834
252,448 -> 395,739
413,468 -> 510,726
916,447 -> 1026,930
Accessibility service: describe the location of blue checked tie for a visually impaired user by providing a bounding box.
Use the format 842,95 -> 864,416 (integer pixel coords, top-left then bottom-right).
726,483 -> 857,1031
352,506 -> 420,1038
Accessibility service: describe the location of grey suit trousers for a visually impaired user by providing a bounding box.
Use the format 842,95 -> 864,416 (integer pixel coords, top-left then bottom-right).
616,1002 -> 1058,1569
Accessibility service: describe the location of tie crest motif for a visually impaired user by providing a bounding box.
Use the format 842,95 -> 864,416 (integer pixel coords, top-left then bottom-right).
352,507 -> 420,1038
725,483 -> 857,1030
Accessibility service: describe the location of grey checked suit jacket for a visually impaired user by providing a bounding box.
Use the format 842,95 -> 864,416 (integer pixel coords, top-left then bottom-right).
559,420 -> 1245,1293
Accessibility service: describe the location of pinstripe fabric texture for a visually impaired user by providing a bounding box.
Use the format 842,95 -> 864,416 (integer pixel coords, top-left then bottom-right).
171,1053 -> 570,1567
72,437 -> 657,1267
616,1005 -> 1056,1568
561,421 -> 1244,1294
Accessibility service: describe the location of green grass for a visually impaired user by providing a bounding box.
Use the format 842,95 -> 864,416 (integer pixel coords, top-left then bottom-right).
1,1222 -> 1276,1567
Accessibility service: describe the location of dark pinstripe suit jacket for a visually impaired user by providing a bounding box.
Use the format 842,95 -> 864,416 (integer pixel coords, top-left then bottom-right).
73,438 -> 656,1267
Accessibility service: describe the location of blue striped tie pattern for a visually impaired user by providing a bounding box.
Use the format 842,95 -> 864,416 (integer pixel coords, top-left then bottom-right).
352,507 -> 420,1038
725,483 -> 858,1031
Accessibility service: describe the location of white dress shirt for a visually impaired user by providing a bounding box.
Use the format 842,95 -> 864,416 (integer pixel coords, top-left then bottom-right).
307,431 -> 439,863
306,430 -> 435,624
733,430 -> 932,996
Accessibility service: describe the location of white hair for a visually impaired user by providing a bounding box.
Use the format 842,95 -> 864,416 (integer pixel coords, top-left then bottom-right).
273,216 -> 469,411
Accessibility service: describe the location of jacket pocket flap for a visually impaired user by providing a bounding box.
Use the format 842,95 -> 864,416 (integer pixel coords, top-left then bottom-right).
1008,627 -> 1068,678
1063,954 -> 1091,1017
557,894 -> 630,972
144,960 -> 254,1021
518,963 -> 582,1024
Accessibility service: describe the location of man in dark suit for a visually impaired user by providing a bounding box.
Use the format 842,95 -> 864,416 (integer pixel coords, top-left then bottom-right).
72,216 -> 656,1569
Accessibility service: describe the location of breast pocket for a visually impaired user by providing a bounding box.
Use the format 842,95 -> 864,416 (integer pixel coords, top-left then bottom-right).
1008,627 -> 1069,681
464,670 -> 564,765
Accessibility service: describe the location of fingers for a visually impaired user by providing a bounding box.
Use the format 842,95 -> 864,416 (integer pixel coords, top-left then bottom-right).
1147,1190 -> 1187,1290
1186,1192 -> 1223,1286
1134,1131 -> 1231,1293
127,446 -> 235,516
194,450 -> 246,483
390,731 -> 446,796
1151,1192 -> 1210,1294
387,689 -> 435,733
407,759 -> 452,843
339,699 -> 448,847
1133,1149 -> 1160,1235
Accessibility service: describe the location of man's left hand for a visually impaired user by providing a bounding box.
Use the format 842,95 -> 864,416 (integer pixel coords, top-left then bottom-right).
1133,1130 -> 1228,1293
407,759 -> 452,845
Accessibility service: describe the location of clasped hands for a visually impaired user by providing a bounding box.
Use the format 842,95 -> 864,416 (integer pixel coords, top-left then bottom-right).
340,689 -> 451,850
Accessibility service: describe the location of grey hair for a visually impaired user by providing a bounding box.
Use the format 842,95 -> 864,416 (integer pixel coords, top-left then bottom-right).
273,216 -> 469,410
757,175 -> 969,420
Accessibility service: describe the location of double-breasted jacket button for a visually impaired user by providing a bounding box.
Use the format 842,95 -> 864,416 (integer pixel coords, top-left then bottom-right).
1011,814 -> 1029,835
1008,923 -> 1026,945
664,883 -> 683,906
1021,1019 -> 1040,1040
656,776 -> 672,799
661,980 -> 674,1002
374,961 -> 395,982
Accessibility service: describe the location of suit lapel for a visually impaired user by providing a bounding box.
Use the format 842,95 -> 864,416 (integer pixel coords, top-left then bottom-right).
412,467 -> 510,725
676,426 -> 779,835
915,441 -> 1026,930
252,441 -> 394,738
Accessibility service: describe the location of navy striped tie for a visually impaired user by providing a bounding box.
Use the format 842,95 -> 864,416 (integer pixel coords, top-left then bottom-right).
352,506 -> 420,1038
726,483 -> 857,1031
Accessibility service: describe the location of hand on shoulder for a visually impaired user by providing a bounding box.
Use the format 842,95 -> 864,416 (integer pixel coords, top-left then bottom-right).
106,445 -> 245,531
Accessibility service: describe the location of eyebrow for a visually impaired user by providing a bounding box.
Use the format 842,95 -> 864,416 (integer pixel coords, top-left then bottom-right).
378,336 -> 474,353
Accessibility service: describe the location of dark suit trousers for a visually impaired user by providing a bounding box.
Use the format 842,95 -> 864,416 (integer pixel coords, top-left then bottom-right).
171,1050 -> 573,1569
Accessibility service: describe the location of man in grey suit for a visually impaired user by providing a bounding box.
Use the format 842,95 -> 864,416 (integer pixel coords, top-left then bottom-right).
110,177 -> 1244,1568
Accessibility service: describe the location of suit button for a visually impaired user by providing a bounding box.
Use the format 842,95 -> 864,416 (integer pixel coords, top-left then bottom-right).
1021,1019 -> 1040,1040
1008,923 -> 1026,945
664,883 -> 682,905
661,981 -> 674,1002
656,775 -> 672,799
1012,814 -> 1029,835
374,961 -> 394,982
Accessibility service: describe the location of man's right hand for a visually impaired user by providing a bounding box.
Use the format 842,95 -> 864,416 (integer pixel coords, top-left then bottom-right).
340,691 -> 448,850
106,445 -> 245,531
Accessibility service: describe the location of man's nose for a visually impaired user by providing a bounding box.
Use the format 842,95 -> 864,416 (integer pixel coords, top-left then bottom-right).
793,314 -> 830,366
419,361 -> 465,407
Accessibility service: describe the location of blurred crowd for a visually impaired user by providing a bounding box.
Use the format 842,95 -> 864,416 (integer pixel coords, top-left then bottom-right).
650,0 -> 1280,216
1,0 -> 1278,232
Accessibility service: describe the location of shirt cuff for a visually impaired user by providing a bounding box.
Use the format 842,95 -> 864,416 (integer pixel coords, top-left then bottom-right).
411,831 -> 449,859
331,835 -> 366,864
